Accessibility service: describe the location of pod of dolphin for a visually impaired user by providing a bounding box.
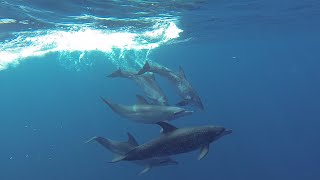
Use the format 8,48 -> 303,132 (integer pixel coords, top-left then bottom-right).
86,61 -> 232,175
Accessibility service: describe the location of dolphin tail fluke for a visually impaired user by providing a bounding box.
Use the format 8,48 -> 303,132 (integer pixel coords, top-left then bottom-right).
85,136 -> 115,151
110,154 -> 126,163
100,97 -> 112,107
138,165 -> 152,175
137,61 -> 151,75
107,69 -> 123,78
84,136 -> 98,144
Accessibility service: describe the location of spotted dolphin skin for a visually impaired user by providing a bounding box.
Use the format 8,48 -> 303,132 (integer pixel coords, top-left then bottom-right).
100,96 -> 193,124
111,122 -> 232,163
107,69 -> 169,106
85,133 -> 178,175
137,61 -> 204,110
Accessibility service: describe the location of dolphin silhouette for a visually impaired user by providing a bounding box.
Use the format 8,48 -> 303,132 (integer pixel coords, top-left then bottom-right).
85,133 -> 178,175
137,61 -> 204,110
108,69 -> 169,106
100,96 -> 193,124
111,122 -> 232,162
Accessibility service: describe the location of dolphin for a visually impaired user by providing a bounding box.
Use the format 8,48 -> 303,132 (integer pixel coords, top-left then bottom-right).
111,122 -> 232,162
137,61 -> 204,110
108,69 -> 169,106
100,96 -> 193,124
85,133 -> 178,175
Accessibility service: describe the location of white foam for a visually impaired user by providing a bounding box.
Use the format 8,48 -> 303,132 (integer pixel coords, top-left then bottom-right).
0,21 -> 183,71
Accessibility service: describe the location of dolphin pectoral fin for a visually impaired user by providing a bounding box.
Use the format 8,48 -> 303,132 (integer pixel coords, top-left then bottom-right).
127,132 -> 139,147
138,165 -> 152,175
110,155 -> 126,163
136,95 -> 150,105
176,100 -> 189,106
137,61 -> 151,75
178,66 -> 187,79
159,127 -> 163,134
107,69 -> 122,78
198,144 -> 210,160
156,122 -> 178,134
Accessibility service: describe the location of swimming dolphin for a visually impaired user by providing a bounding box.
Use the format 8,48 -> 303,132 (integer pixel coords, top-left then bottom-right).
85,133 -> 178,175
137,61 -> 204,110
100,96 -> 193,124
108,69 -> 169,106
111,122 -> 232,163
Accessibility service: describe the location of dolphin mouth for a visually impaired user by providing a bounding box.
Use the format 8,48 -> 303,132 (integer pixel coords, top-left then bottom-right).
174,110 -> 193,116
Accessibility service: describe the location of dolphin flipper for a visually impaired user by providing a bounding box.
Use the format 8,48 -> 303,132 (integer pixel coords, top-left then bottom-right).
198,144 -> 209,160
138,165 -> 152,175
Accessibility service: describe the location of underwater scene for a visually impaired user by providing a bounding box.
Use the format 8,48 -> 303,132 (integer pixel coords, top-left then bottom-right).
0,0 -> 319,179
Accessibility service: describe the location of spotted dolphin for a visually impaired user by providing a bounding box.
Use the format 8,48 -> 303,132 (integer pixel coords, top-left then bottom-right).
100,96 -> 193,124
111,122 -> 232,162
108,69 -> 169,106
137,61 -> 204,110
85,133 -> 178,175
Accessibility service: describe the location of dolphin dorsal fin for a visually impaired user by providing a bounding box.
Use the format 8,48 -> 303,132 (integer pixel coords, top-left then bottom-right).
178,66 -> 187,79
157,122 -> 178,134
137,61 -> 151,75
136,95 -> 149,105
127,132 -> 139,147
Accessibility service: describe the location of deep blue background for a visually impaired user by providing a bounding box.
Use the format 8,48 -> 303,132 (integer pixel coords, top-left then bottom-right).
1,1 -> 320,180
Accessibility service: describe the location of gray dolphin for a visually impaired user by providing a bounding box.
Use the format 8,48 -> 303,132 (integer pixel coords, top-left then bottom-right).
108,69 -> 169,106
111,122 -> 232,162
100,96 -> 193,124
137,61 -> 204,110
85,133 -> 178,175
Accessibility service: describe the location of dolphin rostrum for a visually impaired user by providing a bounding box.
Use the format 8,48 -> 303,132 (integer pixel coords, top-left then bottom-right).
108,69 -> 169,106
137,61 -> 204,110
100,96 -> 193,124
85,133 -> 178,175
111,122 -> 232,163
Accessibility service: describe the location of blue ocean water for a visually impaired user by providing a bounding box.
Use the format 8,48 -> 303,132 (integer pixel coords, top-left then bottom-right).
1,0 -> 320,179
